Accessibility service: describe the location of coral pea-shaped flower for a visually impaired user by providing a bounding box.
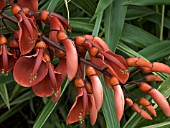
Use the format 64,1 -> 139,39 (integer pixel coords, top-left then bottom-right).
39,10 -> 71,30
126,57 -> 152,68
57,31 -> 78,81
110,76 -> 125,121
139,82 -> 170,116
13,41 -> 48,87
125,98 -> 152,120
144,74 -> 162,82
0,35 -> 16,74
86,66 -> 103,111
8,38 -> 20,59
84,81 -> 98,126
11,5 -> 38,55
139,98 -> 157,117
32,54 -> 61,103
66,78 -> 88,124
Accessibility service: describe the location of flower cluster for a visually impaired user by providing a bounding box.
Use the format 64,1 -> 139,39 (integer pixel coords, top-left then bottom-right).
0,0 -> 170,125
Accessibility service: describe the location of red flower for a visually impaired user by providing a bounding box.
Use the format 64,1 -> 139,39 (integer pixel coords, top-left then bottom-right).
13,41 -> 48,86
0,35 -> 16,74
11,5 -> 38,55
32,53 -> 61,103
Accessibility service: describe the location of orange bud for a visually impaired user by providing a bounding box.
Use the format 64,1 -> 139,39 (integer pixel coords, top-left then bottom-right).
55,49 -> 65,58
139,98 -> 150,106
146,105 -> 157,117
22,7 -> 30,15
39,10 -> 50,22
125,98 -> 133,106
75,78 -> 84,88
74,36 -> 85,46
126,57 -> 152,68
152,62 -> 170,74
140,67 -> 152,73
89,47 -> 99,57
43,53 -> 51,62
36,41 -> 47,49
139,98 -> 157,117
85,81 -> 93,93
11,5 -> 21,15
57,31 -> 68,41
13,30 -> 19,40
0,35 -> 7,45
8,38 -> 19,48
140,110 -> 152,120
86,66 -> 96,76
109,76 -> 119,86
144,74 -> 162,82
139,82 -> 152,92
131,103 -> 141,113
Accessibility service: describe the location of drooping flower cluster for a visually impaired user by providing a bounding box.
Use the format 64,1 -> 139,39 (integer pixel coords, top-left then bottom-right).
0,0 -> 170,126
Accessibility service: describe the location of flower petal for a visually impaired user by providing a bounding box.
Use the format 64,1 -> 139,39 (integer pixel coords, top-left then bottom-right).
88,94 -> 98,126
55,58 -> 67,87
13,57 -> 48,87
51,12 -> 72,30
32,75 -> 53,97
148,89 -> 170,117
18,15 -> 38,55
63,39 -> 78,81
66,88 -> 84,124
18,0 -> 38,12
49,16 -> 64,43
112,85 -> 125,121
89,75 -> 103,111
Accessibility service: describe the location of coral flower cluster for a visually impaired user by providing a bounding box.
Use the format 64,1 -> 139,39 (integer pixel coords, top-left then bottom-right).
0,0 -> 170,125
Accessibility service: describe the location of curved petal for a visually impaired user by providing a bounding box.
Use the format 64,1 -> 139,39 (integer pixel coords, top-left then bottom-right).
13,57 -> 48,87
63,39 -> 78,81
18,0 -> 38,12
18,15 -> 38,55
51,12 -> 72,30
66,88 -> 84,124
148,89 -> 170,117
89,75 -> 103,111
104,75 -> 112,88
49,16 -> 64,43
55,58 -> 67,88
112,85 -> 125,121
32,75 -> 53,97
88,94 -> 98,126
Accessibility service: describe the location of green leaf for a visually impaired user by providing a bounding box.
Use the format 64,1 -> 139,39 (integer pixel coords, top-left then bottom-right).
104,0 -> 128,52
126,6 -> 155,20
92,0 -> 113,20
0,84 -> 10,109
101,76 -> 120,128
0,102 -> 28,123
139,40 -> 170,61
142,121 -> 170,128
145,13 -> 170,29
123,0 -> 170,6
46,0 -> 60,12
92,12 -> 103,36
33,80 -> 69,128
70,17 -> 94,32
121,24 -> 159,48
71,0 -> 96,17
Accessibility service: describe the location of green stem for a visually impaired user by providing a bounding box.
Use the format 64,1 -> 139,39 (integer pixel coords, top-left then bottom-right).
160,5 -> 165,41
